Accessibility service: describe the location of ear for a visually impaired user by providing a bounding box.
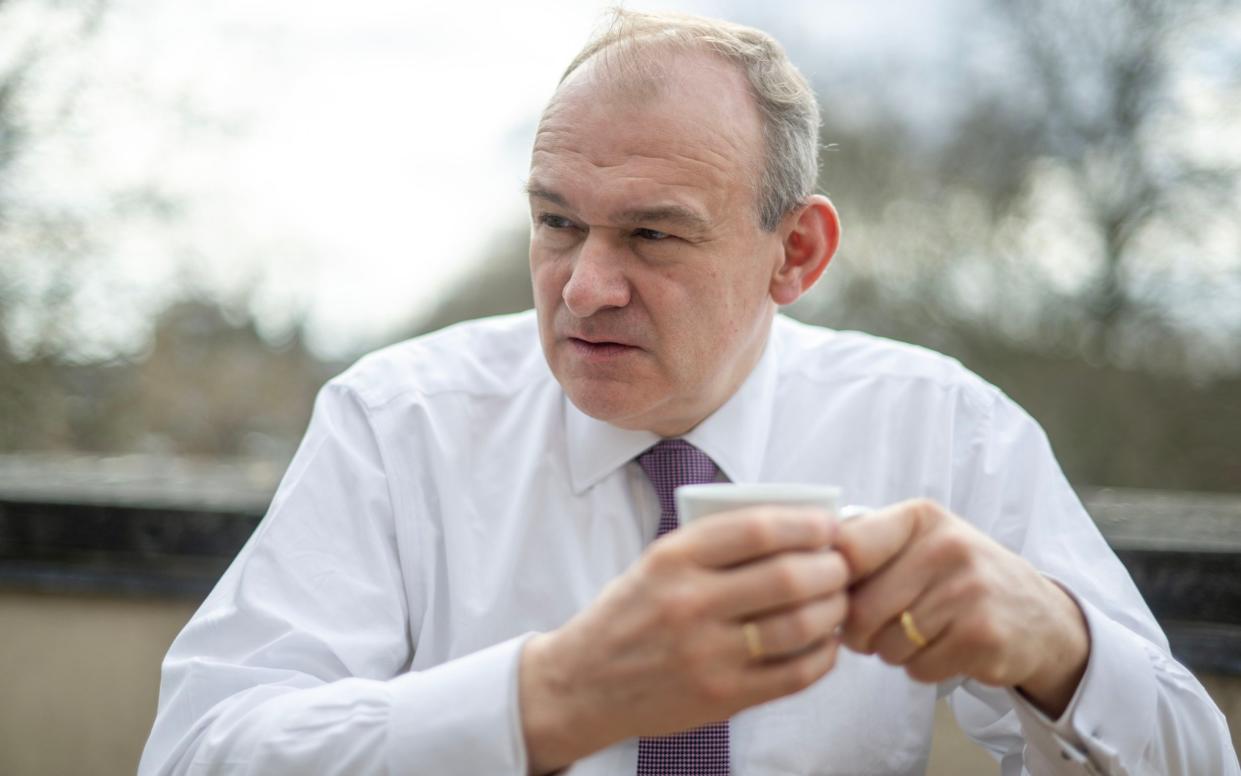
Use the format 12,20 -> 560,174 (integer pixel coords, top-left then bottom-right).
769,195 -> 841,305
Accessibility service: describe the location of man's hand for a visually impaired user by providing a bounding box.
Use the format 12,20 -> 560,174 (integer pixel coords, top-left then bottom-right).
519,507 -> 848,776
835,499 -> 1090,718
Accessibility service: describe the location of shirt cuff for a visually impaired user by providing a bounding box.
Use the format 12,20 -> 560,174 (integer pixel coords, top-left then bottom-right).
387,633 -> 537,776
1007,587 -> 1157,774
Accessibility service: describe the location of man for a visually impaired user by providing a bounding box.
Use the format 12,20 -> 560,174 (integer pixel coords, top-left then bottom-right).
140,10 -> 1237,776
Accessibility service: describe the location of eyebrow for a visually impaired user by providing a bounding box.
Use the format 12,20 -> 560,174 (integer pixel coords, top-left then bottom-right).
614,205 -> 711,233
526,185 -> 570,208
526,184 -> 711,235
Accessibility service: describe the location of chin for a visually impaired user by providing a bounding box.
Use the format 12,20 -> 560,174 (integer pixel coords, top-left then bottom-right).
567,387 -> 641,422
563,379 -> 657,428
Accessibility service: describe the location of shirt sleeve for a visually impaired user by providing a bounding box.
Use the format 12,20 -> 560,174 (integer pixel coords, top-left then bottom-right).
137,381 -> 533,776
941,385 -> 1239,776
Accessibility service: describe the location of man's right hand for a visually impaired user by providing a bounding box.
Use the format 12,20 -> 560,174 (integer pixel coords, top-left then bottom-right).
518,507 -> 848,775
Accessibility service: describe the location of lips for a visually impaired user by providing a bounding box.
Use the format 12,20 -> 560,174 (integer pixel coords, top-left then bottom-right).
566,336 -> 640,361
569,334 -> 636,348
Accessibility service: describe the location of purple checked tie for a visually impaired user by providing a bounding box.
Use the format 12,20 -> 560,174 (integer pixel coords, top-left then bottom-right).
635,439 -> 730,775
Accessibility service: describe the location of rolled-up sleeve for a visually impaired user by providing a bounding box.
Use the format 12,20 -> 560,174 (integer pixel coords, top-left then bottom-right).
138,381 -> 532,776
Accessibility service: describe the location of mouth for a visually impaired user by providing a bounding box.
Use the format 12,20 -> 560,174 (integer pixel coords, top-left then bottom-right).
566,336 -> 640,360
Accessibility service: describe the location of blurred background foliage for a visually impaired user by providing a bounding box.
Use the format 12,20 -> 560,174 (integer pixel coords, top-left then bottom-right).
1,0 -> 1238,491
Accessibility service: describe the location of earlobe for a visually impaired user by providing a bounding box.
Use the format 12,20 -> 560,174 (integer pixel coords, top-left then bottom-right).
769,195 -> 841,306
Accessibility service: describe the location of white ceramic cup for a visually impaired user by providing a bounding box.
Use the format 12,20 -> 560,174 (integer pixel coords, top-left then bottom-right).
675,482 -> 869,526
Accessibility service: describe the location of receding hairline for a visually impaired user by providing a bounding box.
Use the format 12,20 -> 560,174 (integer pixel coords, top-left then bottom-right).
550,24 -> 758,116
558,9 -> 774,87
545,39 -> 758,121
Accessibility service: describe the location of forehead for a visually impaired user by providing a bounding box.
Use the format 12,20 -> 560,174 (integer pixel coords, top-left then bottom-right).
530,49 -> 764,219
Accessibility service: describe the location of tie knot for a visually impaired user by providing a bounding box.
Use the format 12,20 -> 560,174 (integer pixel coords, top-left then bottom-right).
637,439 -> 719,521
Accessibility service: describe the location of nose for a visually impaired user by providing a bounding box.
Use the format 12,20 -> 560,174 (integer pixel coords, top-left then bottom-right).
561,233 -> 631,318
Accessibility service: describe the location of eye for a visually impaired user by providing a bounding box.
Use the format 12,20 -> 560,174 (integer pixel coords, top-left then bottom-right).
537,213 -> 575,230
633,228 -> 671,241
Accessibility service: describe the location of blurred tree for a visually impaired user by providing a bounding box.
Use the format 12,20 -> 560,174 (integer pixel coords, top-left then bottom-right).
986,0 -> 1241,364
122,299 -> 331,457
0,1 -> 333,460
409,225 -> 533,336
788,0 -> 1241,489
0,0 -> 109,444
0,297 -> 332,457
0,0 -> 211,366
0,0 -> 110,354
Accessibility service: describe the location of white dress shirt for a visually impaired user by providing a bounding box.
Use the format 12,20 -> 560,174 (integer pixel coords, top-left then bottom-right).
140,311 -> 1237,776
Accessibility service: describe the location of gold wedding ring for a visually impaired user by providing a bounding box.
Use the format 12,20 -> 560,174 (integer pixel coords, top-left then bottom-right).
900,610 -> 928,649
742,621 -> 765,660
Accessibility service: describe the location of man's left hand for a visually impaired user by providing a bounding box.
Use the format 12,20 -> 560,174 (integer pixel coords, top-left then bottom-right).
835,499 -> 1090,718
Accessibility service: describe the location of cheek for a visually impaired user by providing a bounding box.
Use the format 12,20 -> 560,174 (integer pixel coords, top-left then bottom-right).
530,253 -> 566,307
680,264 -> 767,361
530,257 -> 568,356
691,264 -> 750,323
657,273 -> 734,367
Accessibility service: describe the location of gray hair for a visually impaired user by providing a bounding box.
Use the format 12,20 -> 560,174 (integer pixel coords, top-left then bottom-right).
559,8 -> 821,232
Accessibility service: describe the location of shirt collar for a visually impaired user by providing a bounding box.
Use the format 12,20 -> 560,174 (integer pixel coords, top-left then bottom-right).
564,327 -> 780,494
